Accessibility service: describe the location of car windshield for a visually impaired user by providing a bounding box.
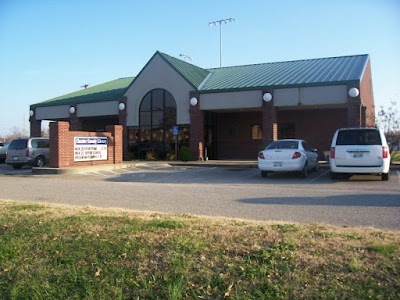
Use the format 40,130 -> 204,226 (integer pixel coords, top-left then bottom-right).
336,129 -> 381,146
266,140 -> 299,150
8,139 -> 28,150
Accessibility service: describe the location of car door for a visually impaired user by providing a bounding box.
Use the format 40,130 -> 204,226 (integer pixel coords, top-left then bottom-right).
302,141 -> 318,169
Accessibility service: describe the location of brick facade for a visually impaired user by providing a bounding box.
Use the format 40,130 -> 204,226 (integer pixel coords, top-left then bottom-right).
189,97 -> 204,160
262,93 -> 278,146
69,111 -> 83,131
278,108 -> 347,159
359,59 -> 375,126
29,116 -> 42,137
347,96 -> 361,128
118,101 -> 129,160
216,112 -> 263,159
49,121 -> 123,168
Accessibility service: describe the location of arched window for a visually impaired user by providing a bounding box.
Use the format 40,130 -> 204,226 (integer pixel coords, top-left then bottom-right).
137,89 -> 177,159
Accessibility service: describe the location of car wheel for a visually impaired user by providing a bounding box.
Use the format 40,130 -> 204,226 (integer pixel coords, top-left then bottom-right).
261,171 -> 268,178
34,156 -> 45,168
382,173 -> 389,181
300,162 -> 308,178
12,164 -> 22,169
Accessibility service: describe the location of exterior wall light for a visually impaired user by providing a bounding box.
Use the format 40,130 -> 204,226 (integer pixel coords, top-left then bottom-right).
348,87 -> 359,98
190,97 -> 198,106
29,110 -> 34,117
118,102 -> 126,111
69,106 -> 76,114
263,92 -> 272,102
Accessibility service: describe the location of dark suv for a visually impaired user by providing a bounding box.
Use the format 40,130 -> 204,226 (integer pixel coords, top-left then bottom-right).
5,138 -> 50,169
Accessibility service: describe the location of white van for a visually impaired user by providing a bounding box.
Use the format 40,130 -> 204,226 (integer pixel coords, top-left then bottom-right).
329,128 -> 390,181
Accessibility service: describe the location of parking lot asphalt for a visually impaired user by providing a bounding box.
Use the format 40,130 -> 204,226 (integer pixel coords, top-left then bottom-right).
0,161 -> 399,230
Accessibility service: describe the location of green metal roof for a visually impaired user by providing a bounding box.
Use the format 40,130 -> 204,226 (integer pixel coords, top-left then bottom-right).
31,52 -> 370,109
31,77 -> 134,108
158,52 -> 210,88
200,54 -> 369,92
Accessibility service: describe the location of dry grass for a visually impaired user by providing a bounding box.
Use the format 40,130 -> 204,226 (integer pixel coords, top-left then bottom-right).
1,200 -> 399,299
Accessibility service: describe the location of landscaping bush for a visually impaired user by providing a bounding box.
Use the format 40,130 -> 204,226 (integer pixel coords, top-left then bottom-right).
179,146 -> 191,161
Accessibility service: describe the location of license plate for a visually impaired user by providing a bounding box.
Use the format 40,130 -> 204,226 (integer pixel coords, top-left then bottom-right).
13,156 -> 19,161
273,162 -> 282,167
353,153 -> 363,158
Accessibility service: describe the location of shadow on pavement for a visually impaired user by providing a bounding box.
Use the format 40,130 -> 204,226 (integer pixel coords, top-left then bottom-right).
238,193 -> 400,207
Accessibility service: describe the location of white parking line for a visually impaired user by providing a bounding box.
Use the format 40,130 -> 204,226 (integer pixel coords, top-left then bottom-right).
107,170 -> 123,175
116,168 -> 134,173
126,166 -> 217,182
168,167 -> 217,177
242,170 -> 260,178
84,171 -> 108,177
306,169 -> 330,183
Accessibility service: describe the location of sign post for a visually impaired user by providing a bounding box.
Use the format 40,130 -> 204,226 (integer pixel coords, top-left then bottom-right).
172,126 -> 178,161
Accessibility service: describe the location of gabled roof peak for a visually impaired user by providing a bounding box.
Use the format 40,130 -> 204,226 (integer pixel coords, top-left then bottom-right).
156,51 -> 210,89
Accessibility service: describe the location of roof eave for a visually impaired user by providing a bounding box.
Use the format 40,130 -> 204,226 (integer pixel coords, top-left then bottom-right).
198,80 -> 360,94
30,96 -> 126,109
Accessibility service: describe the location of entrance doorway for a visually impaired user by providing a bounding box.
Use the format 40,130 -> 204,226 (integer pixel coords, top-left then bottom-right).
209,111 -> 262,160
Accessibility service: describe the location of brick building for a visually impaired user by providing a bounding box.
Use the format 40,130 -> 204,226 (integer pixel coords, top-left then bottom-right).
30,51 -> 375,161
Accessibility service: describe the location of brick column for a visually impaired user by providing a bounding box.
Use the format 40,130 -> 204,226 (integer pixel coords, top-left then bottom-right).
118,101 -> 128,160
347,86 -> 361,128
30,115 -> 42,137
106,125 -> 123,164
262,92 -> 278,146
49,121 -> 70,168
189,96 -> 204,161
69,108 -> 82,131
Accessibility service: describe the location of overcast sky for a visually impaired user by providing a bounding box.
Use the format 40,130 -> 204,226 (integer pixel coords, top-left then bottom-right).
1,0 -> 399,136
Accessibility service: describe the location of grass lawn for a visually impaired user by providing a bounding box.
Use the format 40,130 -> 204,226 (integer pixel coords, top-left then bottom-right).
1,200 -> 399,299
392,151 -> 400,162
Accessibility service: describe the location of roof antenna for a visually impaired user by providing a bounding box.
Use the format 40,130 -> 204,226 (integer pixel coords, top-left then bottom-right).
81,84 -> 90,89
179,54 -> 192,61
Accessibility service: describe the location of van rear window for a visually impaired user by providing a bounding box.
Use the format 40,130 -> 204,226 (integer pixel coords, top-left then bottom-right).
336,129 -> 381,145
8,139 -> 28,150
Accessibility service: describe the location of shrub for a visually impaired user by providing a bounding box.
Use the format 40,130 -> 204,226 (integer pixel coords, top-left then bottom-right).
179,146 -> 191,161
146,151 -> 156,161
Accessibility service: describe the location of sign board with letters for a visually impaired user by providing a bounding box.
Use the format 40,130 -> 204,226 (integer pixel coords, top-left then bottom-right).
74,137 -> 108,162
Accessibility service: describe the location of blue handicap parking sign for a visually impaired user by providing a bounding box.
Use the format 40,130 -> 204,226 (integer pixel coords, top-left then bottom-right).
172,126 -> 179,136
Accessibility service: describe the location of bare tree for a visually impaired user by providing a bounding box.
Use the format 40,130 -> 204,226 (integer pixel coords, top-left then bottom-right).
376,100 -> 400,160
41,125 -> 50,138
7,126 -> 28,141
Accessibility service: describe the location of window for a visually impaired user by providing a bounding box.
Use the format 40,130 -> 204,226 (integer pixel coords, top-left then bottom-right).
266,140 -> 299,150
337,129 -> 381,146
8,139 -> 27,150
133,89 -> 178,159
251,125 -> 263,140
301,141 -> 312,152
